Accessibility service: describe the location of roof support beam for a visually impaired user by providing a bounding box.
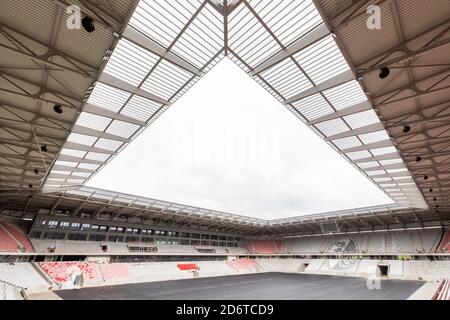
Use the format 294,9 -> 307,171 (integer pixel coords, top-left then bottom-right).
122,26 -> 201,76
364,162 -> 406,171
352,151 -> 400,163
63,141 -> 115,155
340,139 -> 393,153
284,70 -> 354,104
98,73 -> 170,105
325,122 -> 385,141
207,0 -> 224,14
71,124 -> 130,143
52,164 -> 95,173
48,173 -> 86,181
370,171 -> 412,179
83,103 -> 147,126
252,24 -> 330,75
45,180 -> 83,187
360,30 -> 450,75
57,154 -> 104,165
308,101 -> 373,125
378,177 -> 416,185
0,43 -> 95,78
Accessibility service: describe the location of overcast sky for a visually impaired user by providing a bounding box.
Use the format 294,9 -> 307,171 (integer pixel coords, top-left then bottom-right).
87,58 -> 392,219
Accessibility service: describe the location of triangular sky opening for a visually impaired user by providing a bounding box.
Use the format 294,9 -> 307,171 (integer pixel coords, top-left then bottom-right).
87,58 -> 393,219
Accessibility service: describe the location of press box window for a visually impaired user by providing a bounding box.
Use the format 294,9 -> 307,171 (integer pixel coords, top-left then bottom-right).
71,223 -> 80,230
60,222 -> 70,229
48,221 -> 58,229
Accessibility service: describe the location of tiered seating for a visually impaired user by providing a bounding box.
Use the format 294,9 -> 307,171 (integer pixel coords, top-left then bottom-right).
0,225 -> 18,252
177,263 -> 199,270
226,259 -> 261,272
156,244 -> 197,254
0,223 -> 34,252
390,232 -> 412,253
225,247 -> 249,254
246,240 -> 282,254
0,263 -> 49,292
433,279 -> 450,300
256,259 -> 304,273
99,264 -> 129,280
39,262 -> 99,284
437,231 -> 450,253
421,229 -> 442,252
284,237 -> 324,254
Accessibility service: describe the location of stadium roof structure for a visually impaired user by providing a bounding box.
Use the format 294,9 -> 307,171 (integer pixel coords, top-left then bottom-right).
0,0 -> 449,235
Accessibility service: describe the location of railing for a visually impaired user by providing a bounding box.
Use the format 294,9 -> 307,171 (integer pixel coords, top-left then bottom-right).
0,279 -> 26,300
432,279 -> 450,300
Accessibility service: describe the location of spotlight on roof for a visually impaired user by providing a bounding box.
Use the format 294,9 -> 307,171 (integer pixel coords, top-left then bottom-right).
415,156 -> 422,162
424,175 -> 429,180
82,16 -> 95,33
53,104 -> 63,114
34,168 -> 39,175
402,125 -> 411,133
379,67 -> 390,79
40,145 -> 48,152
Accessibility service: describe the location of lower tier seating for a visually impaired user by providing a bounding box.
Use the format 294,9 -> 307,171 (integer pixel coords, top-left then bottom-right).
39,262 -> 99,284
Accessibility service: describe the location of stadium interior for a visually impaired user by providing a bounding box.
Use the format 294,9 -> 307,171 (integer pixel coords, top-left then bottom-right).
0,0 -> 449,300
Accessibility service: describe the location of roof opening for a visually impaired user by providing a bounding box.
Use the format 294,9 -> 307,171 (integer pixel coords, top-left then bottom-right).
87,58 -> 392,219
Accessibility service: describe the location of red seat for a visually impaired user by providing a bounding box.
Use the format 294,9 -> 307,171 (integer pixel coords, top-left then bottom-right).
1,223 -> 34,252
437,231 -> 450,253
245,240 -> 283,254
0,225 -> 18,252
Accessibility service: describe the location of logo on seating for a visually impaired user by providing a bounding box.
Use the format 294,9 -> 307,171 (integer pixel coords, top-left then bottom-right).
327,238 -> 359,271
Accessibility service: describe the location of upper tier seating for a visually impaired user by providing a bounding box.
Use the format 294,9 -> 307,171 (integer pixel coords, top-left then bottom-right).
0,223 -> 34,252
0,225 -> 19,252
283,230 -> 443,255
437,231 -> 450,253
226,259 -> 261,272
246,240 -> 283,254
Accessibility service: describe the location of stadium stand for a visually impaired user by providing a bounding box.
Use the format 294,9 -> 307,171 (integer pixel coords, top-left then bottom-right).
256,259 -> 306,273
39,262 -> 99,285
0,223 -> 34,252
0,225 -> 19,252
226,259 -> 261,273
0,281 -> 24,300
0,263 -> 50,292
224,247 -> 249,255
246,240 -> 283,254
403,261 -> 450,280
282,230 -> 445,255
437,231 -> 450,253
433,279 -> 450,300
99,264 -> 129,280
